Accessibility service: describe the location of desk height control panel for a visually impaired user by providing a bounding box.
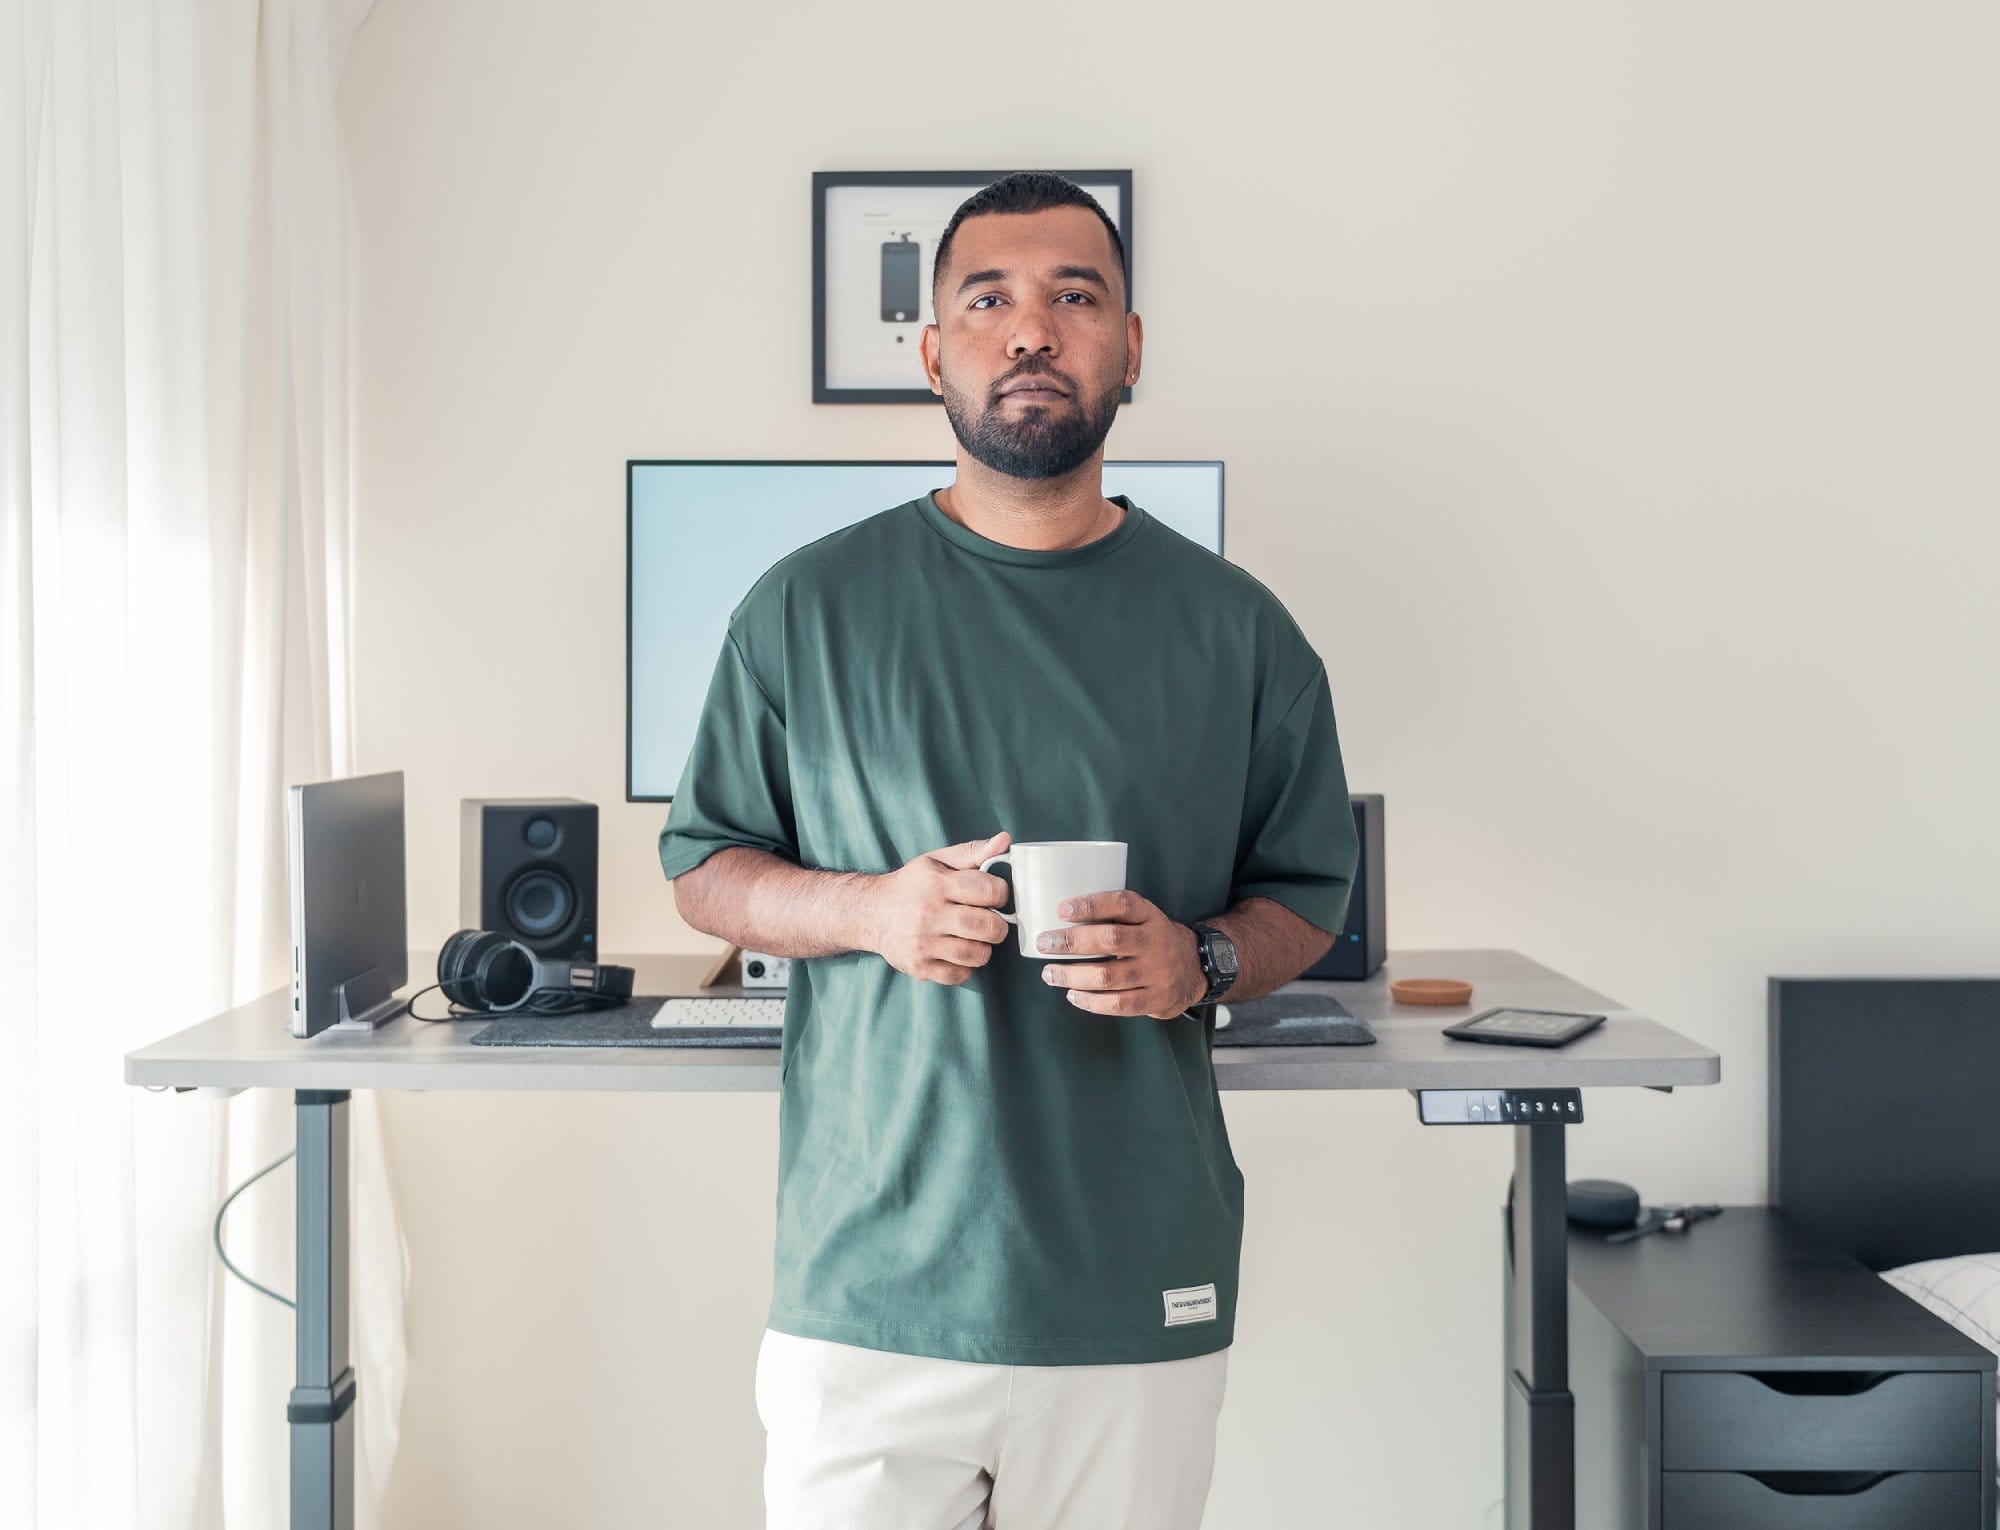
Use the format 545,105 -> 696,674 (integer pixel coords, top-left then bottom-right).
1414,1088 -> 1583,1125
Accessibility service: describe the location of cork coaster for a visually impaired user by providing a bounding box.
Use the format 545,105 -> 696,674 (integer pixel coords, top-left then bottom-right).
1390,977 -> 1474,1007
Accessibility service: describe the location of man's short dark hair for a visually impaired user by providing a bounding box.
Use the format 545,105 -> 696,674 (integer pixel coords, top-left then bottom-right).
931,172 -> 1130,314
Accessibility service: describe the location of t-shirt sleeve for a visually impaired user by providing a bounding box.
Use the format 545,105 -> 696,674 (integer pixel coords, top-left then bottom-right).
657,626 -> 799,881
1229,664 -> 1359,935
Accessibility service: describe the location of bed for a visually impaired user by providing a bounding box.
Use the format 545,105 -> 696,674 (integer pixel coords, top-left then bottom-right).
1770,975 -> 2000,1523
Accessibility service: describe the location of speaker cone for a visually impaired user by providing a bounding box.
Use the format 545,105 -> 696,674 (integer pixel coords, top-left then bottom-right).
505,868 -> 575,938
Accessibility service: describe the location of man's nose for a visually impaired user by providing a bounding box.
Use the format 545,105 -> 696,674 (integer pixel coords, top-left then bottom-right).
1007,310 -> 1057,357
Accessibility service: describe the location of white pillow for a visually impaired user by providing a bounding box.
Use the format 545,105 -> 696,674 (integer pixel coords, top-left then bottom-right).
1880,1252 -> 2000,1510
1883,1251 -> 2000,1351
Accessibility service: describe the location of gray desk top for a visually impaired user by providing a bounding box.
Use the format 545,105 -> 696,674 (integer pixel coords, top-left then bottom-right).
125,948 -> 1718,1095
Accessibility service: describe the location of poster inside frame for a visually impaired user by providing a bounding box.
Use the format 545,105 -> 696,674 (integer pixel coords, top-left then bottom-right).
812,170 -> 1134,405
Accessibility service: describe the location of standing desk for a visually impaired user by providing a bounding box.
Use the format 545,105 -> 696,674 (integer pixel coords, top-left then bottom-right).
126,947 -> 1719,1530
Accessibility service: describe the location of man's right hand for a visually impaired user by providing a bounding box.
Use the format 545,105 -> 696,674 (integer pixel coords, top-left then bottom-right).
865,830 -> 1014,986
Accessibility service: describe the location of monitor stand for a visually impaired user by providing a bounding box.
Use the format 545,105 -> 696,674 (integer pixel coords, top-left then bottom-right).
333,966 -> 403,1030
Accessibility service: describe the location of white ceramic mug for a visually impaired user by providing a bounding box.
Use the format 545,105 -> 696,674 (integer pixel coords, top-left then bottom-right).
977,840 -> 1129,959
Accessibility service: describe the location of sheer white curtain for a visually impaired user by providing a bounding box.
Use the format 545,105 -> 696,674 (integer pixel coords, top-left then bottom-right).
1,1 -> 403,1526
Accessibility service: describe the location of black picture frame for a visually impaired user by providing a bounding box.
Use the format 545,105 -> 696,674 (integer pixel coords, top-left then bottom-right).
811,169 -> 1135,405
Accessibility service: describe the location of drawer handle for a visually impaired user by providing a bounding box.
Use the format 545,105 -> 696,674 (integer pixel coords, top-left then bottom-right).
1746,1471 -> 1896,1497
1741,1370 -> 1895,1397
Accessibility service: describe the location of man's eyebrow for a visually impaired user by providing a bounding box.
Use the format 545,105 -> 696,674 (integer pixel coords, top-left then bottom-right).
953,263 -> 1112,297
1051,264 -> 1110,292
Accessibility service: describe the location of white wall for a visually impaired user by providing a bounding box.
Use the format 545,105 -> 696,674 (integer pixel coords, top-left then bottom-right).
337,2 -> 2000,1524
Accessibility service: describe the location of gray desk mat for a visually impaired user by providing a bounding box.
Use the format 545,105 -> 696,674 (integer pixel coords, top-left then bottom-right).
1213,991 -> 1372,1046
468,999 -> 774,1048
468,996 -> 780,1048
467,991 -> 1372,1049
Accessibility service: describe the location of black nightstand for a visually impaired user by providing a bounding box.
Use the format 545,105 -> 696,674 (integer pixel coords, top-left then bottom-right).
1567,1205 -> 1997,1529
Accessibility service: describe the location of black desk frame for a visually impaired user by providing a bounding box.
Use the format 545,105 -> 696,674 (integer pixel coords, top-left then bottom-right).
1506,1121 -> 1574,1526
282,1098 -> 1586,1529
290,1091 -> 354,1530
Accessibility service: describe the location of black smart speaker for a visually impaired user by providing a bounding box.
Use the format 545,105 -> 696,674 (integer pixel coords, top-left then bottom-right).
460,798 -> 598,961
1566,1179 -> 1643,1229
1301,793 -> 1385,981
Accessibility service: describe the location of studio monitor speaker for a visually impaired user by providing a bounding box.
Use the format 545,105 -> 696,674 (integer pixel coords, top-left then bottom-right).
461,798 -> 598,961
1302,793 -> 1385,981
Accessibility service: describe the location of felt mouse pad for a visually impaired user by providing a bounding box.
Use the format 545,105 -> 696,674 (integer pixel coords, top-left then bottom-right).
468,998 -> 782,1049
1211,991 -> 1375,1047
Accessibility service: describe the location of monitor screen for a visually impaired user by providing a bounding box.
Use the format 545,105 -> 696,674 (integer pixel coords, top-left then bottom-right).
627,459 -> 1225,802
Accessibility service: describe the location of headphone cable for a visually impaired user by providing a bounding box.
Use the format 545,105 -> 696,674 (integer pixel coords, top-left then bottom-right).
402,977 -> 626,1022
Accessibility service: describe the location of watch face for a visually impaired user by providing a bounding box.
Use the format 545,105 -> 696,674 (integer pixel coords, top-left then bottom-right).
1209,932 -> 1238,976
1199,927 -> 1237,983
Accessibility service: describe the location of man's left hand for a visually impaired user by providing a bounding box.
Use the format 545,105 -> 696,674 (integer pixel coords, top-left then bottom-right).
1035,890 -> 1209,1021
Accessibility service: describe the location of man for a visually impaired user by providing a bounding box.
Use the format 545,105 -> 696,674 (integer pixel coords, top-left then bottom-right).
660,171 -> 1358,1530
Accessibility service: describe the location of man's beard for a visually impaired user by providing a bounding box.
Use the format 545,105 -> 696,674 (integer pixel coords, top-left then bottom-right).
940,362 -> 1124,482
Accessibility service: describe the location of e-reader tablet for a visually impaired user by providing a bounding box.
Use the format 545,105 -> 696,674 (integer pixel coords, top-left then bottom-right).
1442,1008 -> 1606,1048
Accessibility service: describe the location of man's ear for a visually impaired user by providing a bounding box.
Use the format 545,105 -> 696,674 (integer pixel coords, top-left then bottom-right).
920,323 -> 943,395
1124,310 -> 1143,387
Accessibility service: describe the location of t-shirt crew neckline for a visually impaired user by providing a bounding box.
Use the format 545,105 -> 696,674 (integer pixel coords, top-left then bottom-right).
918,490 -> 1147,568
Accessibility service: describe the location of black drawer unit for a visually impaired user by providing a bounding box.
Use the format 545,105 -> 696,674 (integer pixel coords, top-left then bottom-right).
1568,1207 -> 1997,1530
1662,1370 -> 1985,1472
1660,1469 -> 1983,1529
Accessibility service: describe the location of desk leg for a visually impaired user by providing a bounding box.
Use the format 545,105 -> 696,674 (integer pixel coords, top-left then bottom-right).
289,1090 -> 354,1530
1504,1121 -> 1573,1530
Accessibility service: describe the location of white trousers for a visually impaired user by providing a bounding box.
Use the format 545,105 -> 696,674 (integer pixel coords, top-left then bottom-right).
755,1327 -> 1230,1530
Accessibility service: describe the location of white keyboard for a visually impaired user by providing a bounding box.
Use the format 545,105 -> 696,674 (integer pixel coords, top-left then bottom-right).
650,997 -> 786,1029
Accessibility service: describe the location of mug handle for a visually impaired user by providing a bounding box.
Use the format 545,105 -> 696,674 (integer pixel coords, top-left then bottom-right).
977,853 -> 1018,925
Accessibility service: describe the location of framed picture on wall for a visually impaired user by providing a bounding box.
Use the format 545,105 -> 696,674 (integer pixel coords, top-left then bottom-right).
811,169 -> 1134,405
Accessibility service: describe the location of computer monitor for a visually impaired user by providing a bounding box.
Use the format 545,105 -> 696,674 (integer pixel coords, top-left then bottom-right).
626,459 -> 1225,803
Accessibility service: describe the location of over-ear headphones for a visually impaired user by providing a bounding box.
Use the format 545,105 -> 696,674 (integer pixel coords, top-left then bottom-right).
434,929 -> 634,1016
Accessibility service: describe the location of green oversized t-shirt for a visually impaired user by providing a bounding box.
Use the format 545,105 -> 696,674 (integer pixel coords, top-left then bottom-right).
659,491 -> 1358,1366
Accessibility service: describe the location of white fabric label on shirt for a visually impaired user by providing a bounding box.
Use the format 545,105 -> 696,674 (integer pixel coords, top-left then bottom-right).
1162,1283 -> 1218,1326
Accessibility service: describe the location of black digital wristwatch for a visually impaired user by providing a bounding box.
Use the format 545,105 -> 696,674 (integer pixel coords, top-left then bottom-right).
1189,922 -> 1239,1005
